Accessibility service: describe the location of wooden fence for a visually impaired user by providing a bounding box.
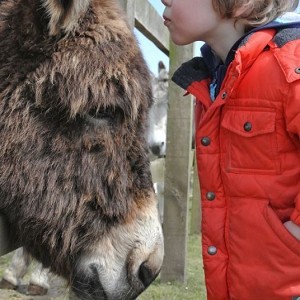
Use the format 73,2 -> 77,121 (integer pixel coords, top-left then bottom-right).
119,0 -> 197,283
0,0 -> 200,284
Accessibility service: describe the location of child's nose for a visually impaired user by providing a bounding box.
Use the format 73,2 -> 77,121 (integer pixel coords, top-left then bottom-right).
161,0 -> 169,6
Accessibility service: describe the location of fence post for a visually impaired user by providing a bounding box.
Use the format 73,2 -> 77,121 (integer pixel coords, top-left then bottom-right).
118,0 -> 135,28
160,41 -> 194,284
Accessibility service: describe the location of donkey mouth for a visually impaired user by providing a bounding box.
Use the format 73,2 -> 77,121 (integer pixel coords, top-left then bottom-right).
72,264 -> 109,300
72,264 -> 141,300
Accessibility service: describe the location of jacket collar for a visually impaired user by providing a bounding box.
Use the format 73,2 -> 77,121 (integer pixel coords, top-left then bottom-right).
171,57 -> 209,91
172,14 -> 300,95
172,29 -> 276,93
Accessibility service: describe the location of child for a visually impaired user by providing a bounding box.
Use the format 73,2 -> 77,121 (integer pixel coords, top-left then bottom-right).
162,0 -> 300,299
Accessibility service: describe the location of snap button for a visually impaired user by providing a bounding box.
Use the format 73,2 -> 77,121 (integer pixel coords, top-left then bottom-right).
201,137 -> 211,146
221,92 -> 227,99
206,192 -> 216,201
295,67 -> 300,74
207,246 -> 217,255
243,121 -> 252,132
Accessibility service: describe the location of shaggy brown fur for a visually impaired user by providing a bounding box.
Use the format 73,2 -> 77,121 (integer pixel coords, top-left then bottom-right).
0,0 -> 155,282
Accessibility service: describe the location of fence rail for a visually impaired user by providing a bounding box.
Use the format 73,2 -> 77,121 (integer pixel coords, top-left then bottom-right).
134,0 -> 169,54
119,0 -> 169,54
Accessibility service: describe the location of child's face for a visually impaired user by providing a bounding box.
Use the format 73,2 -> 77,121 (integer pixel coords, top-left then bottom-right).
161,0 -> 222,45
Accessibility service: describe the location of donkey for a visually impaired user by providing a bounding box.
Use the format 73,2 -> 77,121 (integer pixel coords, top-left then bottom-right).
147,62 -> 168,223
0,248 -> 50,295
0,61 -> 169,296
0,0 -> 164,299
148,61 -> 169,158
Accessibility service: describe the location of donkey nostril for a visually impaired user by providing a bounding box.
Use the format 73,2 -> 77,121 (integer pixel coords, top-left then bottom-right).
138,262 -> 156,288
150,144 -> 161,156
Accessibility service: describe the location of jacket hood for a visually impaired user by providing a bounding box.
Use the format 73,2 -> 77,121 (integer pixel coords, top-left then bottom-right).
254,12 -> 300,34
271,12 -> 300,27
213,12 -> 300,67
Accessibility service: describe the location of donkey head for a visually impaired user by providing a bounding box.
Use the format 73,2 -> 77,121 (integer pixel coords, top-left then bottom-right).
148,61 -> 169,158
0,0 -> 164,299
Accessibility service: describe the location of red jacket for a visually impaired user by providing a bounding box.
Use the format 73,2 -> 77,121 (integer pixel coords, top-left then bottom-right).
173,28 -> 300,299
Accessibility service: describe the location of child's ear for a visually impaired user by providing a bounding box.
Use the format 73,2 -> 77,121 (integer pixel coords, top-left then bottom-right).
232,4 -> 249,18
43,0 -> 91,35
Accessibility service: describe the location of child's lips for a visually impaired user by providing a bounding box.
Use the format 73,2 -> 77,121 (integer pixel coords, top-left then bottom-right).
163,16 -> 171,26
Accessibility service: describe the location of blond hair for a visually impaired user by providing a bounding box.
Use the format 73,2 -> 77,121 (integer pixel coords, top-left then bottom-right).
212,0 -> 299,27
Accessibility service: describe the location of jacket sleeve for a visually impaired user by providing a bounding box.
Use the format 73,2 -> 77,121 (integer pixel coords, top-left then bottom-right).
285,79 -> 300,225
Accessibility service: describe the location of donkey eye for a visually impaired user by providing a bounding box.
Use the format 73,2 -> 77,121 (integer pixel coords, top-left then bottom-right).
88,107 -> 114,120
86,106 -> 124,125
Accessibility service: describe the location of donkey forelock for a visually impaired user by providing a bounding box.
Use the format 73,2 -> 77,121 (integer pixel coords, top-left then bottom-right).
43,0 -> 91,35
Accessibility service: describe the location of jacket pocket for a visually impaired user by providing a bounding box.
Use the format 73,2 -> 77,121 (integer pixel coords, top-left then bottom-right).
221,108 -> 281,174
263,205 -> 300,257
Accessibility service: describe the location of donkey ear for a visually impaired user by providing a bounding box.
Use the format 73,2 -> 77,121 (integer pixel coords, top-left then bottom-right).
158,61 -> 166,72
43,0 -> 91,35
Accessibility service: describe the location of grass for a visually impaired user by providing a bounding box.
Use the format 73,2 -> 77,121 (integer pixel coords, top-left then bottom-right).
138,234 -> 207,300
0,253 -> 11,278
